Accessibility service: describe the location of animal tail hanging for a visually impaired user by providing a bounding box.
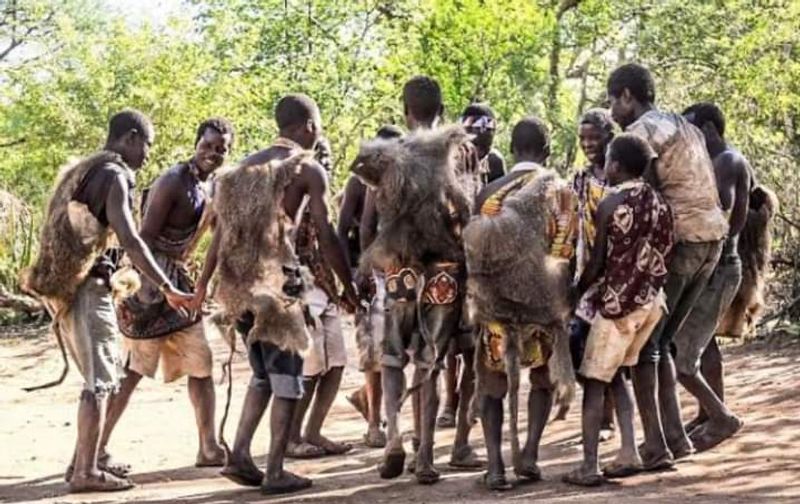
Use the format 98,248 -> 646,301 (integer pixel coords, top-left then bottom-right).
23,314 -> 69,392
504,326 -> 522,475
217,324 -> 236,456
398,273 -> 437,406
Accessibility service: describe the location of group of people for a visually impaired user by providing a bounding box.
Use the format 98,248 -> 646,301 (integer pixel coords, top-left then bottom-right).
21,61 -> 771,495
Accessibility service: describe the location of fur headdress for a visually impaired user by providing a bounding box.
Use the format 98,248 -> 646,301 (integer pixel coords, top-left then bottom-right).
351,125 -> 472,272
212,153 -> 312,353
20,151 -> 123,316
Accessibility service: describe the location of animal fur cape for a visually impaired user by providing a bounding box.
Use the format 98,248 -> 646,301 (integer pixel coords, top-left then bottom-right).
20,151 -> 124,317
463,168 -> 576,473
351,125 -> 471,274
212,153 -> 311,354
717,185 -> 779,337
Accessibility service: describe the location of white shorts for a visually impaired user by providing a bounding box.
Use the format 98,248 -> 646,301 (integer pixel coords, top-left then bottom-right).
302,287 -> 347,377
580,293 -> 665,383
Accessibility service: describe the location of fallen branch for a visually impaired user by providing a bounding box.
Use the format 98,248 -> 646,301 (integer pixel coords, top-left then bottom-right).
758,293 -> 800,328
0,287 -> 43,315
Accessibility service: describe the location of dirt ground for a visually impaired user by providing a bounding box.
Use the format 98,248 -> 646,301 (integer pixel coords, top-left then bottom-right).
1,320 -> 799,504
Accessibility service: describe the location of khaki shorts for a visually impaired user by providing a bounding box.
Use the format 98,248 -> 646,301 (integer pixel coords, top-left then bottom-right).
303,287 -> 347,377
356,272 -> 385,372
124,322 -> 213,383
580,294 -> 665,383
60,277 -> 125,396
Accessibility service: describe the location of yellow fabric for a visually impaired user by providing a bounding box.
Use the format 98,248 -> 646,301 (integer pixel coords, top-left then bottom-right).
482,321 -> 553,372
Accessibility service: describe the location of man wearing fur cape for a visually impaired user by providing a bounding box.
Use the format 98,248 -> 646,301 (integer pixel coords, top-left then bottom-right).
353,76 -> 483,485
20,110 -> 194,493
466,117 -> 577,490
191,94 -> 358,495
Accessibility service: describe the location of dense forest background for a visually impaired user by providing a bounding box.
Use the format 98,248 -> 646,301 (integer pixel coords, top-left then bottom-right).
0,0 -> 798,320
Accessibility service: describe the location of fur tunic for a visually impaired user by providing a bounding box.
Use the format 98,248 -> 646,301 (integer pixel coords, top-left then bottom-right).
351,125 -> 471,273
20,151 -> 123,317
464,169 -> 576,472
212,153 -> 311,353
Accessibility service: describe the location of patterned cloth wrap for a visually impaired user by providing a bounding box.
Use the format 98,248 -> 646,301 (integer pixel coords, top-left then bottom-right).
572,169 -> 608,279
117,164 -> 208,340
384,262 -> 461,305
481,322 -> 553,372
578,179 -> 674,320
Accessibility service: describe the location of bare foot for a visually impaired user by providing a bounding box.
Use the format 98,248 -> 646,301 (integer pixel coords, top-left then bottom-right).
415,463 -> 440,485
667,437 -> 695,460
690,415 -> 743,452
221,455 -> 264,487
66,454 -> 131,482
482,471 -> 513,491
364,425 -> 387,448
196,444 -> 226,467
515,461 -> 541,484
640,447 -> 675,472
69,470 -> 134,493
261,470 -> 312,495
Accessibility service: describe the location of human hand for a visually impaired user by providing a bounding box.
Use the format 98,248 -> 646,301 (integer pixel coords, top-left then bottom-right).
164,285 -> 194,317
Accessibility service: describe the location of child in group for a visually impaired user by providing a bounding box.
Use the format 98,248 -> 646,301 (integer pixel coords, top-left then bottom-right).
564,133 -> 674,486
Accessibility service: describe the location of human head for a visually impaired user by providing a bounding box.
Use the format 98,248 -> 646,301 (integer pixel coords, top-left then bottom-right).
604,133 -> 654,186
275,93 -> 322,150
105,109 -> 154,170
375,124 -> 404,140
402,75 -> 443,130
606,63 -> 656,129
193,117 -> 234,178
578,108 -> 615,168
510,116 -> 550,164
461,103 -> 496,159
683,102 -> 725,152
314,136 -> 333,172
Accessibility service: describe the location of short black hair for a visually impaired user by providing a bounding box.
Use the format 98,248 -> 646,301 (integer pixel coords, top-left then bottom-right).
608,133 -> 653,177
275,93 -> 319,130
607,63 -> 656,104
511,116 -> 549,156
402,75 -> 442,123
195,117 -> 235,147
461,102 -> 495,119
579,108 -> 615,135
107,109 -> 152,143
683,102 -> 725,137
376,124 -> 403,140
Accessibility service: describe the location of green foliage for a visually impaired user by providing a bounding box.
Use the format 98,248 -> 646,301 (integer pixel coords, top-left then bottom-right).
0,0 -> 798,302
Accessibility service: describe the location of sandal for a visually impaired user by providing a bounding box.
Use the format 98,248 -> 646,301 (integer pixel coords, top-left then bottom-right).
602,461 -> 643,478
68,470 -> 134,493
562,468 -> 605,487
260,470 -> 312,495
286,442 -> 326,459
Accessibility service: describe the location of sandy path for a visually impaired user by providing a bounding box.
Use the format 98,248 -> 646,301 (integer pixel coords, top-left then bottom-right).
1,321 -> 798,504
